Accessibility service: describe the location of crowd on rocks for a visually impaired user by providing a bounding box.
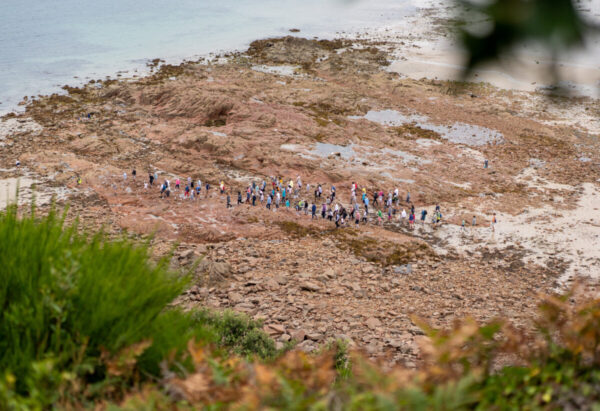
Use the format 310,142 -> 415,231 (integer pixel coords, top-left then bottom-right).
124,169 -> 498,232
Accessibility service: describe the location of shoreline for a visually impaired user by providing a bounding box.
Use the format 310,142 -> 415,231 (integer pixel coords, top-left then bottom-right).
0,0 -> 417,117
3,0 -> 599,117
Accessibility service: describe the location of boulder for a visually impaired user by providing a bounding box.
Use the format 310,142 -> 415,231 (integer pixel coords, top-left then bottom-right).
365,317 -> 381,330
227,291 -> 244,303
265,323 -> 286,335
291,329 -> 306,341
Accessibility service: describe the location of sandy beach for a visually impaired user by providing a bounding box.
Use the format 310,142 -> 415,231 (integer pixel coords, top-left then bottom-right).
346,0 -> 600,98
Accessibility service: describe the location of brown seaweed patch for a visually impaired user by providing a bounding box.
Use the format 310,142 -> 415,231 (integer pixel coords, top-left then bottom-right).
392,124 -> 443,141
275,221 -> 322,238
331,230 -> 434,266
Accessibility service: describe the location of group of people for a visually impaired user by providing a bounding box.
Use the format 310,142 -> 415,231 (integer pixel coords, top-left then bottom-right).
224,175 -> 444,230
131,170 -> 498,232
142,172 -> 212,200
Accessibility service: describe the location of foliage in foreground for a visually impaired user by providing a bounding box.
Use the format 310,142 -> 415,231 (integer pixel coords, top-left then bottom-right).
455,0 -> 594,86
0,206 -> 276,409
2,206 -> 600,409
112,288 -> 600,410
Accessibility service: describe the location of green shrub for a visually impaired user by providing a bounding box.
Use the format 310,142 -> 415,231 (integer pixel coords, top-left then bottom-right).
0,205 -> 207,406
192,310 -> 278,359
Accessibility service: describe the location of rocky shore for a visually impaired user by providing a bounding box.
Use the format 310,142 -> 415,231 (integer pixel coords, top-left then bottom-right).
1,27 -> 599,366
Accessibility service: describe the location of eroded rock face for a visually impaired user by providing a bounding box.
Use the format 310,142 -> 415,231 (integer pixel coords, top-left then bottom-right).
4,35 -> 599,366
139,87 -> 235,123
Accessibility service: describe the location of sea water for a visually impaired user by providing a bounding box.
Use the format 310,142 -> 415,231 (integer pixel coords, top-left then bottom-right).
0,0 -> 413,114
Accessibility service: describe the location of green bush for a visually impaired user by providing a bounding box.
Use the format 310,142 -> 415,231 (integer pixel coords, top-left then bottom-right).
192,309 -> 278,359
0,205 -> 209,406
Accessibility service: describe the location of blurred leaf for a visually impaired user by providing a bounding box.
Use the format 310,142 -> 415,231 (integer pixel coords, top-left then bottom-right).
457,0 -> 594,80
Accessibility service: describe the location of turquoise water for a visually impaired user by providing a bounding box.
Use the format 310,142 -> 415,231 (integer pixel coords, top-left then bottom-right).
0,0 -> 413,114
